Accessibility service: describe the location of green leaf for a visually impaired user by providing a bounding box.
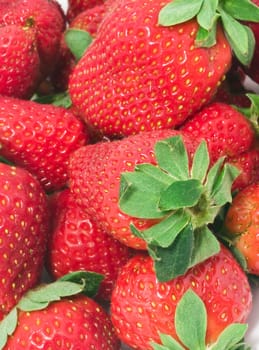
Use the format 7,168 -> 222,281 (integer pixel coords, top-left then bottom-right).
191,140 -> 210,182
205,157 -> 225,196
130,209 -> 190,247
158,0 -> 203,26
152,224 -> 194,282
59,271 -> 104,298
159,179 -> 203,211
211,163 -> 240,206
211,323 -> 248,350
244,93 -> 259,134
197,0 -> 219,30
31,91 -> 72,108
65,28 -> 93,61
190,227 -> 220,267
175,290 -> 206,350
119,170 -> 168,219
222,0 -> 259,22
155,136 -> 190,181
0,308 -> 18,350
151,333 -> 185,350
17,281 -> 85,311
219,9 -> 255,66
195,18 -> 218,47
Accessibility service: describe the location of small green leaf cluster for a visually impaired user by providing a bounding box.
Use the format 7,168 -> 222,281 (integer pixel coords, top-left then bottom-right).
0,271 -> 103,349
150,290 -> 249,350
158,0 -> 259,66
119,135 -> 240,281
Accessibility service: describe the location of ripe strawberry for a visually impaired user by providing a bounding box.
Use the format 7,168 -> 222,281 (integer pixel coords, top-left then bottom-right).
0,162 -> 49,321
67,0 -> 105,22
0,95 -> 89,192
110,245 -> 252,349
180,102 -> 255,165
223,182 -> 259,275
69,129 -> 198,250
69,0 -> 259,138
0,0 -> 66,80
46,188 -> 132,300
69,129 -> 241,283
0,272 -> 121,349
0,24 -> 40,99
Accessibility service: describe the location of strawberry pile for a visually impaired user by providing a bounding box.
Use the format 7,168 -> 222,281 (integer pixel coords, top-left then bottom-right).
0,0 -> 259,349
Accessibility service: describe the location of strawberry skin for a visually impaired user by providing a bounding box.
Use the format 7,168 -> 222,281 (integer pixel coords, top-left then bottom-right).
4,294 -> 121,349
0,0 -> 66,79
224,182 -> 259,275
69,0 -> 232,138
111,245 -> 252,349
0,24 -> 40,99
69,129 -> 197,249
46,188 -> 132,300
0,96 -> 89,192
67,0 -> 106,22
0,163 -> 49,321
180,102 -> 255,165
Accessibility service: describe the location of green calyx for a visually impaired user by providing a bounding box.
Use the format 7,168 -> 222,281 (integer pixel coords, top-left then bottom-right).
234,93 -> 259,135
150,289 -> 249,350
119,135 -> 240,281
158,0 -> 259,66
65,28 -> 93,61
0,271 -> 103,349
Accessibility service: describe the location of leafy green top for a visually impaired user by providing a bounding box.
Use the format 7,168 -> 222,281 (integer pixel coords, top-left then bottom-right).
158,0 -> 259,66
119,135 -> 239,282
0,271 -> 103,349
150,289 -> 249,350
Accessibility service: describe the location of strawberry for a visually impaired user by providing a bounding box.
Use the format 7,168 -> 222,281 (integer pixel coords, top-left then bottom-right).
69,129 -> 241,282
0,162 -> 49,321
110,245 -> 252,349
0,0 -> 66,80
0,24 -> 40,99
180,101 -> 256,165
67,0 -> 106,22
0,272 -> 121,349
68,0 -> 259,139
46,188 -> 132,300
0,95 -> 89,192
223,182 -> 259,275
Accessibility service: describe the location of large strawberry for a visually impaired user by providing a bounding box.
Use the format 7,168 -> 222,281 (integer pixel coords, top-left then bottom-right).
0,162 -> 49,321
68,0 -> 259,138
0,272 -> 121,349
110,245 -> 252,349
0,24 -> 40,99
0,95 -> 89,192
69,129 -> 240,282
46,188 -> 132,300
0,0 -> 66,80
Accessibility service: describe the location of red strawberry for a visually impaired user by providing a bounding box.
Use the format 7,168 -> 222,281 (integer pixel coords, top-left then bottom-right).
0,24 -> 40,99
0,95 -> 89,192
46,188 -> 132,300
0,0 -> 66,80
223,182 -> 259,275
69,0 -> 235,138
180,102 -> 255,165
69,129 -> 198,250
69,129 -> 241,283
67,0 -> 105,22
0,162 -> 49,321
110,245 -> 252,349
1,273 -> 121,349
